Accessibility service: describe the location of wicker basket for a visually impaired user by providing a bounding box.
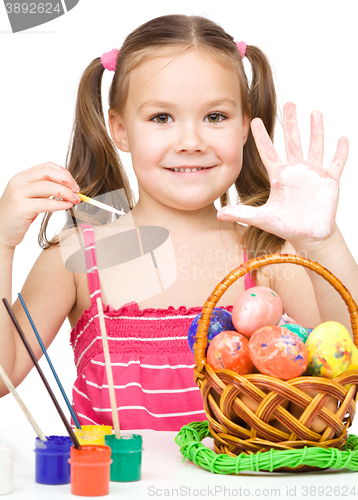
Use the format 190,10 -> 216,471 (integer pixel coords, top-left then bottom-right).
193,254 -> 358,471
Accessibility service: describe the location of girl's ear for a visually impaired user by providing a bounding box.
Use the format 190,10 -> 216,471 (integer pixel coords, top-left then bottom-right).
108,110 -> 130,152
242,112 -> 250,146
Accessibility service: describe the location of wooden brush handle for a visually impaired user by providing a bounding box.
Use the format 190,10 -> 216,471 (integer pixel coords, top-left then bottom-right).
194,254 -> 358,367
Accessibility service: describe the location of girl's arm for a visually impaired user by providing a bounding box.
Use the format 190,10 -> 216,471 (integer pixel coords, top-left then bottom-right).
266,235 -> 358,332
0,163 -> 79,397
0,243 -> 77,397
290,224 -> 358,330
218,103 -> 358,333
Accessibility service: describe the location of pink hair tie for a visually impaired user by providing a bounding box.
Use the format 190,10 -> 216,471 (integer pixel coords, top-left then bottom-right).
101,48 -> 119,72
236,41 -> 247,59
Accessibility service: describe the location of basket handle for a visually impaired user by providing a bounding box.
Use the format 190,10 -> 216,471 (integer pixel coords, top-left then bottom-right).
194,253 -> 358,368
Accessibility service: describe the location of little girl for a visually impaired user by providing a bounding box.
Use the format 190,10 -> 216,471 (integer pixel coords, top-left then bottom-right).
0,15 -> 357,431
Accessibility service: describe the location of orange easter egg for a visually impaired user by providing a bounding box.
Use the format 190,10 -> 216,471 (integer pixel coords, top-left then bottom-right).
249,326 -> 308,380
207,330 -> 253,375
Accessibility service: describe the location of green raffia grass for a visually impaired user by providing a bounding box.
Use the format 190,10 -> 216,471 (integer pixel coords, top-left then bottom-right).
175,422 -> 358,473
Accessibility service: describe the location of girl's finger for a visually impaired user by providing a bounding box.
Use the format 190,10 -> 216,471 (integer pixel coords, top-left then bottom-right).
21,162 -> 68,174
25,199 -> 75,219
327,137 -> 349,181
20,181 -> 81,205
307,110 -> 324,166
17,163 -> 80,193
217,204 -> 265,228
283,102 -> 304,163
250,118 -> 282,176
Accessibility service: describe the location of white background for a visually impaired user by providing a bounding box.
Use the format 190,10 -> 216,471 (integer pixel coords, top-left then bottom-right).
0,0 -> 357,436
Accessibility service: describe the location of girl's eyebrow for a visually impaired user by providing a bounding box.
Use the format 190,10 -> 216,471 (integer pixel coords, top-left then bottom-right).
138,98 -> 238,112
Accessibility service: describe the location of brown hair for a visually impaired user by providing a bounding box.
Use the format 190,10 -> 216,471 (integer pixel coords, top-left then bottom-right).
39,14 -> 284,257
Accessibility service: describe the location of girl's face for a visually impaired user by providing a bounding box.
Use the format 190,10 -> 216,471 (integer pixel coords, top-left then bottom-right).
109,47 -> 250,212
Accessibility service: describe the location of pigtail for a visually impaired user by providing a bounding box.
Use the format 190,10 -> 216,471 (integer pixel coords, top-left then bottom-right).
39,58 -> 135,248
233,45 -> 285,258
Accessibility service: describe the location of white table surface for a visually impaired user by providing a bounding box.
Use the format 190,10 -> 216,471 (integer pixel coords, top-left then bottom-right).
1,427 -> 358,500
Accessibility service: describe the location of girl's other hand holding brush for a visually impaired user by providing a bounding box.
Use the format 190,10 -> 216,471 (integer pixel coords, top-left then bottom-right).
0,162 -> 81,250
0,162 -> 81,398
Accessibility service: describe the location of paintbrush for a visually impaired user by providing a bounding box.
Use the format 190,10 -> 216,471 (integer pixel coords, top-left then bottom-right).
18,293 -> 82,429
2,298 -> 81,449
0,362 -> 47,441
77,193 -> 126,216
96,297 -> 121,439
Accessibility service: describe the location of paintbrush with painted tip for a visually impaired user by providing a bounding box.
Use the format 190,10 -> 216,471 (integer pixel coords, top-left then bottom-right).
2,298 -> 81,449
77,193 -> 126,216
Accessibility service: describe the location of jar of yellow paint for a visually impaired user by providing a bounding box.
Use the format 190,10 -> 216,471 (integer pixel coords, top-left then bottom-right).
74,425 -> 113,445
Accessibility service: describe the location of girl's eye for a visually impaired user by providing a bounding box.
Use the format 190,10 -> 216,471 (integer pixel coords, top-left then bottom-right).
152,114 -> 173,124
206,113 -> 227,123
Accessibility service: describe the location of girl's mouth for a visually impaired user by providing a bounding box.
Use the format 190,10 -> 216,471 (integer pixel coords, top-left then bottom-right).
165,166 -> 214,173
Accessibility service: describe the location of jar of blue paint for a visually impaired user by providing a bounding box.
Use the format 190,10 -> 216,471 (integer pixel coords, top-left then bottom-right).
34,436 -> 72,484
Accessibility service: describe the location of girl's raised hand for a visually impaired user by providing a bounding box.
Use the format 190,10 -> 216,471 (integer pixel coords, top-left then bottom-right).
217,103 -> 349,247
0,162 -> 81,250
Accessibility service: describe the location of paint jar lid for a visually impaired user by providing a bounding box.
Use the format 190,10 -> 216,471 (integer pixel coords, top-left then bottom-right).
105,433 -> 143,452
35,436 -> 72,453
0,444 -> 13,458
70,445 -> 112,464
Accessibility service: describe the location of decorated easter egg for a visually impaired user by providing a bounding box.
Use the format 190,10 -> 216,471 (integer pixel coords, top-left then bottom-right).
207,331 -> 253,375
344,345 -> 358,390
306,321 -> 353,378
249,326 -> 308,380
282,323 -> 310,344
187,308 -> 235,354
278,313 -> 299,326
232,286 -> 283,337
349,344 -> 358,370
278,314 -> 314,335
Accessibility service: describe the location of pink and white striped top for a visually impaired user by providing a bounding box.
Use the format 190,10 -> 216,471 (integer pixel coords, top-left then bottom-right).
70,223 -> 236,431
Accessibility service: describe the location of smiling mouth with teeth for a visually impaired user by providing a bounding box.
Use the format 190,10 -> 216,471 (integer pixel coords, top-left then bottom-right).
167,167 -> 211,172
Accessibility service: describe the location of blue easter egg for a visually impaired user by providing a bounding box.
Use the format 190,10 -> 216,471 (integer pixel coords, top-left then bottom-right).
187,308 -> 235,354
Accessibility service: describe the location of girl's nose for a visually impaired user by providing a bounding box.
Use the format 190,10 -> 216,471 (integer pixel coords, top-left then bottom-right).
174,122 -> 207,154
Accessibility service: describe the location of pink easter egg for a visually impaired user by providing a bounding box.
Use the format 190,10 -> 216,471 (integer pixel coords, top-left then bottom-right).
248,326 -> 308,380
207,331 -> 253,375
232,286 -> 283,337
